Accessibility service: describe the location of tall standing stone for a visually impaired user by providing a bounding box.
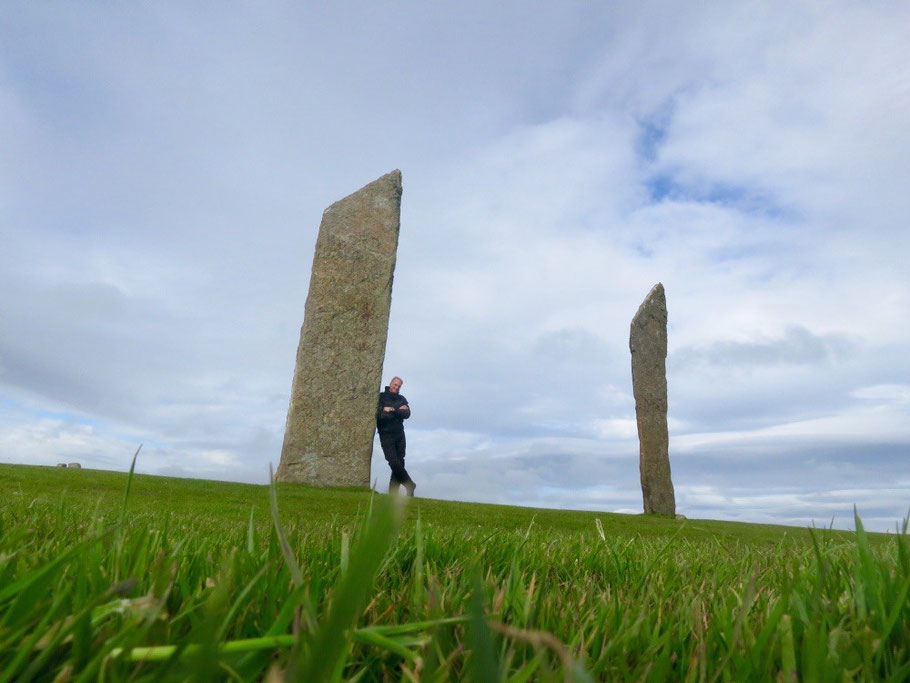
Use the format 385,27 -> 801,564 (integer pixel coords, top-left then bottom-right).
630,283 -> 676,515
277,170 -> 403,487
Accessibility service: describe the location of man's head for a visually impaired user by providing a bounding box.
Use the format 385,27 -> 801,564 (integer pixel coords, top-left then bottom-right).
389,376 -> 403,394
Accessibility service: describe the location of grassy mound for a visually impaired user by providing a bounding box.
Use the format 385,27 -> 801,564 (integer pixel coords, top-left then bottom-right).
1,463 -> 907,680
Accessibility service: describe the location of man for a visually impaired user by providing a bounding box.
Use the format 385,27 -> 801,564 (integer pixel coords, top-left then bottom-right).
376,375 -> 416,496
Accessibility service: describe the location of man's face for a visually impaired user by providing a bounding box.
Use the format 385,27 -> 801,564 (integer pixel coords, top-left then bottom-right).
389,378 -> 402,394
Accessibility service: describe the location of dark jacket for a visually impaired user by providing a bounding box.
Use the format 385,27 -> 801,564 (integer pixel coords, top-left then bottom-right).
376,388 -> 410,436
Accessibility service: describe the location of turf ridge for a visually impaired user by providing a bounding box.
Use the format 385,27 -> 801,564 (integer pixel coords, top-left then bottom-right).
0,463 -> 907,680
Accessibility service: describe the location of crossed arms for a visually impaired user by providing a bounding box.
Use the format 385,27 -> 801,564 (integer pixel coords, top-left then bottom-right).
380,404 -> 410,418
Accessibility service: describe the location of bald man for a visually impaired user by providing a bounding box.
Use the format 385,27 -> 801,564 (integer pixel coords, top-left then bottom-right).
376,376 -> 416,496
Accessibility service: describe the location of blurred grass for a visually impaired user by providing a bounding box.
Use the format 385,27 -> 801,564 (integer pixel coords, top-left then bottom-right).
1,463 -> 906,681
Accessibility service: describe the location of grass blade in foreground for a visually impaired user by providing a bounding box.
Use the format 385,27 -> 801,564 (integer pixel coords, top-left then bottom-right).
299,494 -> 399,680
113,444 -> 142,583
467,570 -> 501,682
269,463 -> 303,588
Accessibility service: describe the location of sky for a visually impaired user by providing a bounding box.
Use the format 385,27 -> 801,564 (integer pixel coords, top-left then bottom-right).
2,1 -> 908,532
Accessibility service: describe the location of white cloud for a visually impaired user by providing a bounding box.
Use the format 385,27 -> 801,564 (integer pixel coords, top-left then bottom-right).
853,384 -> 910,404
675,399 -> 910,452
592,418 -> 638,441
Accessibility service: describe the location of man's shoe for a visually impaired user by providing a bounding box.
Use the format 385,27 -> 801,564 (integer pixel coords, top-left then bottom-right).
404,481 -> 416,497
389,477 -> 400,495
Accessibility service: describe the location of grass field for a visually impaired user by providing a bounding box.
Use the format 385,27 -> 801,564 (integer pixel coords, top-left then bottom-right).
1,461 -> 907,681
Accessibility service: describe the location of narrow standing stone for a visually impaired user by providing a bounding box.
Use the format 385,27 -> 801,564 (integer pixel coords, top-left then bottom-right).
630,283 -> 676,515
277,170 -> 403,487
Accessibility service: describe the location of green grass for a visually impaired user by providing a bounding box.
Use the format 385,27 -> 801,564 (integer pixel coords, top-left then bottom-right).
1,462 -> 907,681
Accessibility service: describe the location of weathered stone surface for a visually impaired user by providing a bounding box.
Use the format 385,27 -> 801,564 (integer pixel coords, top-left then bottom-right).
67,462 -> 81,469
277,170 -> 403,487
630,283 -> 676,515
56,463 -> 67,468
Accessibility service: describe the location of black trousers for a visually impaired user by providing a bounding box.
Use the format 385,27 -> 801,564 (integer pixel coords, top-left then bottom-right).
379,432 -> 412,485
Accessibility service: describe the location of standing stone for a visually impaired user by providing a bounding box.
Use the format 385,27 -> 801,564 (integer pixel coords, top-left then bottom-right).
277,170 -> 403,487
67,462 -> 81,469
630,283 -> 676,515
